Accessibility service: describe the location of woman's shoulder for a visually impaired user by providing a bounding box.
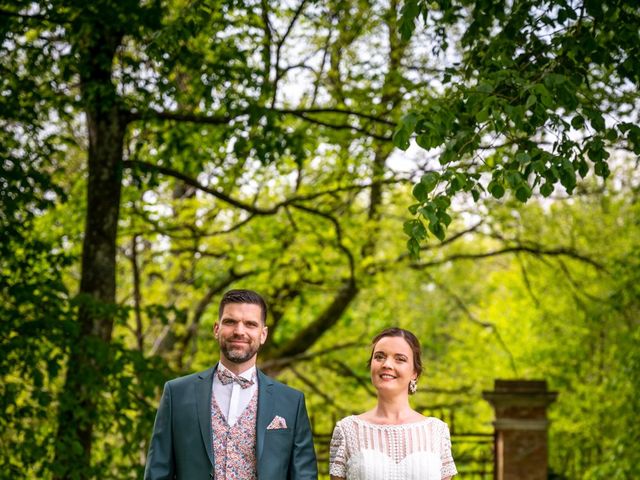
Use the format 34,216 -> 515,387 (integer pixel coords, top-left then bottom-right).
421,415 -> 449,427
334,414 -> 359,429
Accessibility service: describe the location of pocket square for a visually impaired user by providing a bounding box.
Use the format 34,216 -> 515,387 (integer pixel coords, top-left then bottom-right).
266,415 -> 288,430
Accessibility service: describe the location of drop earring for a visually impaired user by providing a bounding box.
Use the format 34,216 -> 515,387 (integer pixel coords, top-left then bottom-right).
409,379 -> 417,394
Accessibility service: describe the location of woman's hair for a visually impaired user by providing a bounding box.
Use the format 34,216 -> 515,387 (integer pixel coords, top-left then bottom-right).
367,327 -> 423,378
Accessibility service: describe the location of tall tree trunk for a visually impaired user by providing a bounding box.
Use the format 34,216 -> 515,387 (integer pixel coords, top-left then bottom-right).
53,23 -> 126,478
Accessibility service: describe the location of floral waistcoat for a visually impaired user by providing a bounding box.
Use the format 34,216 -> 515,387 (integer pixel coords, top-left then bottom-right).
211,389 -> 258,480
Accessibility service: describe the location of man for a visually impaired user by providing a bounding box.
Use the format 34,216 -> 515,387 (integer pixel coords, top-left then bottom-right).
145,289 -> 318,479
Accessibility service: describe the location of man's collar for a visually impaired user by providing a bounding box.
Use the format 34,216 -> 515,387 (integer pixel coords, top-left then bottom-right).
218,362 -> 256,379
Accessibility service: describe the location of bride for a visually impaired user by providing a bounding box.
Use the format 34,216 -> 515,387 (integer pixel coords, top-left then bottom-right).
329,328 -> 457,480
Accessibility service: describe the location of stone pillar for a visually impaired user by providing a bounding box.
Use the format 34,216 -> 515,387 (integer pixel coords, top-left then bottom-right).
483,380 -> 557,480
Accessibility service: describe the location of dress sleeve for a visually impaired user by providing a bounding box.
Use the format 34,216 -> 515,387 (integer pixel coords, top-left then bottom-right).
329,421 -> 348,478
440,421 -> 458,478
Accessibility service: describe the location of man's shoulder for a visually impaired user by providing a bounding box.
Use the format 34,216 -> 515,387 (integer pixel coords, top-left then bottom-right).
259,371 -> 304,399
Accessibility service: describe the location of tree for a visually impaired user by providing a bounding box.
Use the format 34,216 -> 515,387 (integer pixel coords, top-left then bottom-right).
1,0 -> 406,476
396,0 -> 640,253
2,0 -> 638,478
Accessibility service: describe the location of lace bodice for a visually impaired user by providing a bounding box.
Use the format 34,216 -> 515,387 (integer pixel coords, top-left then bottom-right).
329,416 -> 457,480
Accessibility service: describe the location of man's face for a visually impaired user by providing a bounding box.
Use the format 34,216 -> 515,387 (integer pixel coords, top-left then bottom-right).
214,303 -> 267,366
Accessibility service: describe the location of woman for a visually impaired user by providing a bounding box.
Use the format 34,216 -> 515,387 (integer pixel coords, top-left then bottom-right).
329,327 -> 457,480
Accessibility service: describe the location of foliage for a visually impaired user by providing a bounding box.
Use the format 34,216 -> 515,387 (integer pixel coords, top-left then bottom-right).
1,0 -> 639,478
396,0 -> 640,251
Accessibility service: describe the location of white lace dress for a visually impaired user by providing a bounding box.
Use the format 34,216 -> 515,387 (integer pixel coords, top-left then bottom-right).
329,416 -> 457,480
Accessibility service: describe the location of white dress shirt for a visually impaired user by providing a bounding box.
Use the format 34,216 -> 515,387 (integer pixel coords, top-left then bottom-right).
212,364 -> 258,426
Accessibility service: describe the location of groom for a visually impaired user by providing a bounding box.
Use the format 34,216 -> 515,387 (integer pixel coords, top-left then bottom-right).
144,289 -> 318,479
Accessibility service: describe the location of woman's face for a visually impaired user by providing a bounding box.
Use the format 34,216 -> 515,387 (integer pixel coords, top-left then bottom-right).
370,335 -> 417,395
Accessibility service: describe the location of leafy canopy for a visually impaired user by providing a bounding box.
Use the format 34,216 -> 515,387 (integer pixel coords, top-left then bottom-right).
395,0 -> 639,254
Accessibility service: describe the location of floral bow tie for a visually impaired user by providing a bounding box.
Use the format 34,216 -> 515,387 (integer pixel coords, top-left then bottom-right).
217,368 -> 254,389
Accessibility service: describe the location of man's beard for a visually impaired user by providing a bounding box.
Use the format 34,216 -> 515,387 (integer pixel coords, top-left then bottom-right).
220,339 -> 259,363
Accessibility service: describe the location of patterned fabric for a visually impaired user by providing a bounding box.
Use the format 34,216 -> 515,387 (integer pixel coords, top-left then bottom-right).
217,368 -> 255,389
266,415 -> 288,430
211,388 -> 258,480
329,415 -> 458,479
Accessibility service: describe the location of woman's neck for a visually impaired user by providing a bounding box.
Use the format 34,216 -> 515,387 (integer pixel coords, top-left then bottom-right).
371,395 -> 414,423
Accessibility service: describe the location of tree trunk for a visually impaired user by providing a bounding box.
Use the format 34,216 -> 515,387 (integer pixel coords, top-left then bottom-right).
53,25 -> 126,476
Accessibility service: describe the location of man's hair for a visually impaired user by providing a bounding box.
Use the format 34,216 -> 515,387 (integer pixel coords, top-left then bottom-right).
218,289 -> 268,324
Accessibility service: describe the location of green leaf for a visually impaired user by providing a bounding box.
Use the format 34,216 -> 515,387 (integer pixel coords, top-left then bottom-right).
433,195 -> 451,209
437,210 -> 452,226
399,0 -> 421,41
419,205 -> 438,225
516,152 -> 531,164
605,128 -> 618,142
544,73 -> 566,87
525,94 -> 537,109
594,161 -> 610,179
506,171 -> 522,188
416,133 -> 434,149
428,221 -> 446,241
515,184 -> 532,202
412,182 -> 429,202
407,237 -> 421,259
420,172 -> 440,193
575,158 -> 589,178
488,181 -> 505,199
416,222 -> 428,240
475,108 -> 490,122
587,110 -> 606,131
477,82 -> 494,93
399,112 -> 420,132
571,115 -> 585,129
393,127 -> 411,150
540,182 -> 554,197
403,219 -> 427,240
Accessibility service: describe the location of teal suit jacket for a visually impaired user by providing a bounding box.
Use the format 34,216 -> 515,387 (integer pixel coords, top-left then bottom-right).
144,365 -> 318,480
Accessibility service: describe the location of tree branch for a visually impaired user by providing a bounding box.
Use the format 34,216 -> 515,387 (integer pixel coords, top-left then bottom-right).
288,365 -> 340,408
282,111 -> 393,140
372,222 -> 483,273
426,272 -> 519,376
272,107 -> 396,127
325,360 -> 377,398
271,0 -> 310,107
127,109 -> 237,125
123,160 -> 278,214
124,160 -> 401,220
259,341 -> 363,373
179,269 -> 255,370
263,279 -> 359,365
130,234 -> 144,351
291,203 -> 356,278
127,106 -> 395,132
410,245 -> 606,271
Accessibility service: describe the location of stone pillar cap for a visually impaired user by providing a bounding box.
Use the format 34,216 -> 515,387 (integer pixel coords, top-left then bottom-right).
493,379 -> 548,392
482,379 -> 558,407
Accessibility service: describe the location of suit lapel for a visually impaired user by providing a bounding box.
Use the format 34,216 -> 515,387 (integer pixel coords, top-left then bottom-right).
196,365 -> 217,467
255,369 -> 274,464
